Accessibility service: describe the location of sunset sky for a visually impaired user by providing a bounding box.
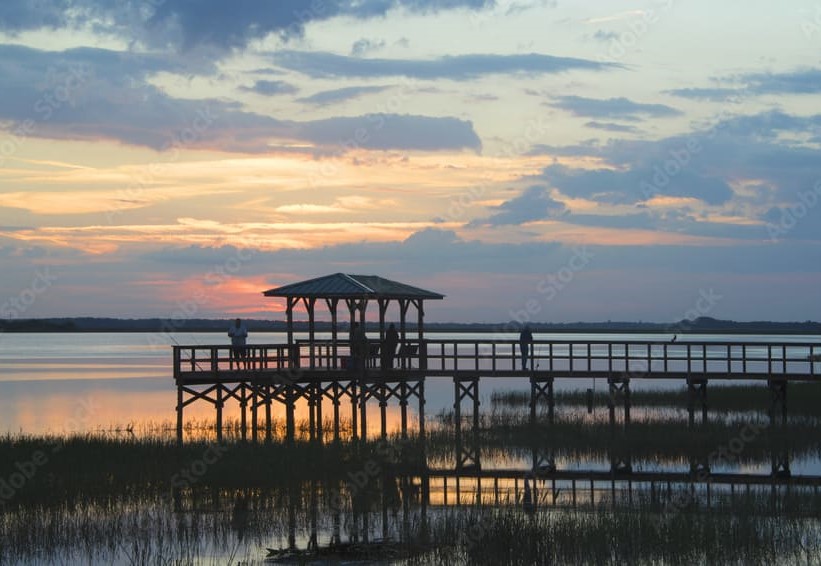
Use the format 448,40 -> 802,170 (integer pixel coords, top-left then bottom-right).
1,0 -> 821,323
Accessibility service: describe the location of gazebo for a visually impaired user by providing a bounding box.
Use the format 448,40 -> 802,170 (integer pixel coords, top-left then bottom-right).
263,273 -> 445,369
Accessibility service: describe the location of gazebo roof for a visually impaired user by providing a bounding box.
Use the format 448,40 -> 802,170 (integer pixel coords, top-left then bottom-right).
263,273 -> 445,300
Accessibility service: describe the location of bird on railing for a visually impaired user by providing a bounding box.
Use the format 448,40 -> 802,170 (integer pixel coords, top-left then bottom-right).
671,335 -> 678,343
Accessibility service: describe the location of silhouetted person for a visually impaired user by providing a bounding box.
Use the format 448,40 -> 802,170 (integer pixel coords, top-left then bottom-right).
228,318 -> 248,369
382,323 -> 399,369
349,322 -> 368,371
519,325 -> 534,370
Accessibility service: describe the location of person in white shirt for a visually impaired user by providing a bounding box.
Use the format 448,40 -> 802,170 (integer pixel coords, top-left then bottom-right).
228,318 -> 249,369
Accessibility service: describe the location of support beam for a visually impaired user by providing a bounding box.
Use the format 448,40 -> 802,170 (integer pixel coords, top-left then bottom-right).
607,377 -> 630,427
530,377 -> 555,424
454,376 -> 481,471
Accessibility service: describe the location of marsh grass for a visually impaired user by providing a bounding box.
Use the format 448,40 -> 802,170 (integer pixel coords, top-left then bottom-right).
406,507 -> 821,565
3,385 -> 821,564
492,382 -> 821,418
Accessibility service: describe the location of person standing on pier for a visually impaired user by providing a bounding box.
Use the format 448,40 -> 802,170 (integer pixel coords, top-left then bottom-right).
519,325 -> 534,370
350,322 -> 368,371
228,318 -> 249,370
382,323 -> 399,369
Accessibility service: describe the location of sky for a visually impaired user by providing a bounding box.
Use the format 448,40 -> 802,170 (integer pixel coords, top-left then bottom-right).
1,0 -> 821,324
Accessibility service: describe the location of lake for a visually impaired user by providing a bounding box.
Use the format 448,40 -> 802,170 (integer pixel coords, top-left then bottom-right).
2,331 -> 821,564
1,331 -> 819,435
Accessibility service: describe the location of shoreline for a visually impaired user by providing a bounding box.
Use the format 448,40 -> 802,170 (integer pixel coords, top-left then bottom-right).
3,317 -> 821,335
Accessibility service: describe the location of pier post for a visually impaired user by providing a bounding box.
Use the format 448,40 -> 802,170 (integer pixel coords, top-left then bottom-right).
351,382 -> 358,441
316,383 -> 324,443
240,384 -> 247,442
380,383 -> 388,440
216,384 -> 224,442
264,385 -> 272,443
176,384 -> 183,444
250,384 -> 258,442
285,386 -> 296,444
360,380 -> 369,441
687,379 -> 708,426
332,382 -> 341,442
768,380 -> 787,426
418,379 -> 426,441
308,385 -> 316,441
400,381 -> 408,439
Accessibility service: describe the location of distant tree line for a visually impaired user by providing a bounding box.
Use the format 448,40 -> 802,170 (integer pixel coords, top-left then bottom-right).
1,316 -> 820,334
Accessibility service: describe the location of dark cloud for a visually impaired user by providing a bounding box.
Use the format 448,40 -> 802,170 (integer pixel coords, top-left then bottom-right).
713,110 -> 821,140
0,0 -> 495,51
592,29 -> 619,42
239,79 -> 299,96
742,68 -> 821,95
664,87 -> 742,101
0,45 -> 481,152
549,95 -> 682,121
351,38 -> 386,57
472,185 -> 568,226
513,108 -> 821,244
296,85 -> 391,106
535,164 -> 733,206
667,69 -> 821,102
273,51 -> 620,80
584,121 -> 640,133
297,114 -> 482,151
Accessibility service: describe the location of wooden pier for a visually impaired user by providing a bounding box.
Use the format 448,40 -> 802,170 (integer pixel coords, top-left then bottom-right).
172,273 -> 821,475
173,338 -> 820,450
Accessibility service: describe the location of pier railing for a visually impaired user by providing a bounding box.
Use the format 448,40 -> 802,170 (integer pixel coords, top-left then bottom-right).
173,339 -> 821,382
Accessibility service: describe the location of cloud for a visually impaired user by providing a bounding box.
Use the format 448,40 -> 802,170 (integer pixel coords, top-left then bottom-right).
273,50 -> 620,80
0,0 -> 495,51
535,164 -> 733,206
592,29 -> 619,42
297,114 -> 482,151
549,95 -> 682,121
0,45 -> 481,153
664,87 -> 741,101
296,85 -> 391,106
239,80 -> 299,96
712,110 -> 821,141
667,69 -> 821,102
741,68 -> 821,95
351,38 -> 386,57
472,185 -> 568,226
584,121 -> 640,133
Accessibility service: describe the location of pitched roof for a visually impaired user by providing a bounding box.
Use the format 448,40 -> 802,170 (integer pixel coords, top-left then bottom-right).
263,273 -> 445,300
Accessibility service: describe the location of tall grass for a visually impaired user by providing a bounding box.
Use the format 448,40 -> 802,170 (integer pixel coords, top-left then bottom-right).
492,382 -> 821,418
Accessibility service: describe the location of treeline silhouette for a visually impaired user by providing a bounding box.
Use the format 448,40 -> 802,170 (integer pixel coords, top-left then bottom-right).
1,316 -> 820,334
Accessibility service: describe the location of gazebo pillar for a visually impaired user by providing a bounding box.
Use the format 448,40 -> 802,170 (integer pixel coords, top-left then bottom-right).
325,298 -> 339,368
303,297 -> 316,369
286,297 -> 297,346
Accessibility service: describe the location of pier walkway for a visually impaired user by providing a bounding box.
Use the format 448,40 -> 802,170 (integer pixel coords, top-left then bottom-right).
171,272 -> 820,476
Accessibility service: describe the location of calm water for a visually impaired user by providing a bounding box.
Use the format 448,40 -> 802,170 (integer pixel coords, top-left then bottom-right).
1,331 -> 818,435
2,331 -> 821,565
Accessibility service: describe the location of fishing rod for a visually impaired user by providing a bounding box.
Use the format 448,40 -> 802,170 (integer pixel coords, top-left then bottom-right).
166,328 -> 208,372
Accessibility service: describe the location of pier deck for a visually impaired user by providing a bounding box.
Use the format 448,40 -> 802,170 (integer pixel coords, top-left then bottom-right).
173,338 -> 820,453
